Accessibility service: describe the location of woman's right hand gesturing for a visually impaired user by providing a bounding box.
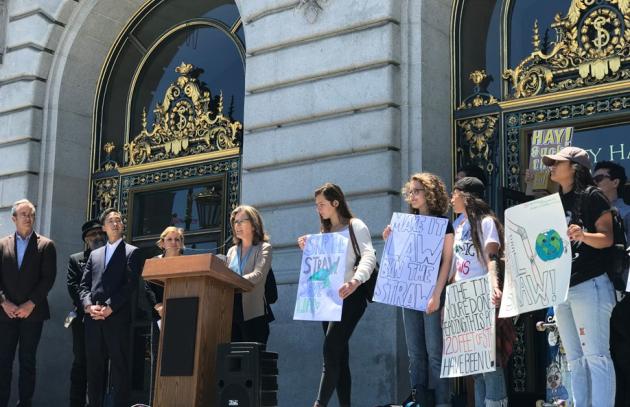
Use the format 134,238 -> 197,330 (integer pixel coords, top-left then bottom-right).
382,225 -> 392,241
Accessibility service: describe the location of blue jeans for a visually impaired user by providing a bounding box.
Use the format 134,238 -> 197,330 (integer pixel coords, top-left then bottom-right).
473,367 -> 507,406
402,307 -> 450,406
554,273 -> 616,407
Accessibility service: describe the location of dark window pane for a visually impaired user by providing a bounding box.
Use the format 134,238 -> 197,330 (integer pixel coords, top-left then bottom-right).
97,40 -> 143,171
202,3 -> 241,27
131,179 -> 225,237
508,0 -> 572,68
573,124 -> 630,175
458,0 -> 501,101
132,1 -> 237,47
129,25 -> 245,140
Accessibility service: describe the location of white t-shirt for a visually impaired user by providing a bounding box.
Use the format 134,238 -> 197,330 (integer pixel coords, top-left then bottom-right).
452,216 -> 500,282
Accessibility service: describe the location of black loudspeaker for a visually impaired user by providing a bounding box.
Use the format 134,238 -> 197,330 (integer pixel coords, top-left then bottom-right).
216,342 -> 279,407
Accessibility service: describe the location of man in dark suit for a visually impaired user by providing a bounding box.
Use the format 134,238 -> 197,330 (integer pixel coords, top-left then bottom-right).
0,199 -> 57,407
79,208 -> 141,407
67,219 -> 105,407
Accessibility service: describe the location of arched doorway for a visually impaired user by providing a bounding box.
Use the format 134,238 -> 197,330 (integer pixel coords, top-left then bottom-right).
453,0 -> 630,404
87,0 -> 245,402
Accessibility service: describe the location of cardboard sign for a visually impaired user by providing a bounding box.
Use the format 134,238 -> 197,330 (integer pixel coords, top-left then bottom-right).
526,127 -> 573,195
373,213 -> 448,311
499,194 -> 572,318
293,232 -> 348,321
441,275 -> 496,378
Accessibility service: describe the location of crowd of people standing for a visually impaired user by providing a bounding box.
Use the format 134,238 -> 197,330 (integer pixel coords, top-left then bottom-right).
0,145 -> 628,407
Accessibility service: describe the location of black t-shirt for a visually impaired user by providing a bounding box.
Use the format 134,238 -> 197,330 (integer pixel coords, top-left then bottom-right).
560,187 -> 611,286
444,217 -> 455,235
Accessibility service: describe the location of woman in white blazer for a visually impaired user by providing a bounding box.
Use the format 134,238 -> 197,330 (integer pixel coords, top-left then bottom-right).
226,205 -> 273,344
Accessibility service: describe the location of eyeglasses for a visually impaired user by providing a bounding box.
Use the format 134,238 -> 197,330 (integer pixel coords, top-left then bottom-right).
233,218 -> 251,226
593,174 -> 611,183
406,188 -> 425,197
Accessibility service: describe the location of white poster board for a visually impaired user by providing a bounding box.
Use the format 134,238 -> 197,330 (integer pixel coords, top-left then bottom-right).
499,193 -> 572,318
440,275 -> 496,378
293,232 -> 348,321
373,212 -> 448,311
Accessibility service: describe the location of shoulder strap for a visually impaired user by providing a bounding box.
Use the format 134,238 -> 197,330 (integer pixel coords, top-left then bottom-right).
348,219 -> 361,266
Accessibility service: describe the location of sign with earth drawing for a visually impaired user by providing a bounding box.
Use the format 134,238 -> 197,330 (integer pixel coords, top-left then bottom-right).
499,193 -> 572,318
293,232 -> 348,321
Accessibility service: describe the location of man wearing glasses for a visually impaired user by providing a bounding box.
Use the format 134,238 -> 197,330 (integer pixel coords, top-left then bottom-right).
80,208 -> 141,407
593,160 -> 630,240
594,161 -> 630,407
0,199 -> 57,407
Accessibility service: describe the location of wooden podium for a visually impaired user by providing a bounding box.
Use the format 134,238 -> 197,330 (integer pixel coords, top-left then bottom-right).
142,253 -> 253,407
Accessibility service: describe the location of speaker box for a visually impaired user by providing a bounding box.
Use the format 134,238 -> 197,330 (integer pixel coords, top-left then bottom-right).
216,342 -> 278,407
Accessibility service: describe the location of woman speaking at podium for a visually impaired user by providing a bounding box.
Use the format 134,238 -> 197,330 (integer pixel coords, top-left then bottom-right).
226,205 -> 273,344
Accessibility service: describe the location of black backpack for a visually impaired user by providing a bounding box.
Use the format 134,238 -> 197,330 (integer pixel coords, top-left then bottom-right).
349,219 -> 380,303
265,267 -> 278,304
608,207 -> 629,291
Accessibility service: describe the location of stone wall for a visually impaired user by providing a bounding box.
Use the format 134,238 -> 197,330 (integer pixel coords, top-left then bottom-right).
236,0 -> 452,405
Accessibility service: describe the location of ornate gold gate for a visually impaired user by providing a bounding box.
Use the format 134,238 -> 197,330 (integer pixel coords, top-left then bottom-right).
453,0 -> 630,403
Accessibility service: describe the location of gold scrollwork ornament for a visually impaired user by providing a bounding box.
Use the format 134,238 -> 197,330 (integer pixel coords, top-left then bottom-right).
94,178 -> 119,212
124,62 -> 242,166
457,115 -> 499,162
504,0 -> 630,98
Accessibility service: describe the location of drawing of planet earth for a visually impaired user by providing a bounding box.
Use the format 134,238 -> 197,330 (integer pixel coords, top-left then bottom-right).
535,229 -> 564,261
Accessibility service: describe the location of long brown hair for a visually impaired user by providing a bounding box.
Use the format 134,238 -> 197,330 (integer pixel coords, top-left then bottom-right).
230,205 -> 269,245
403,173 -> 450,216
314,183 -> 354,232
460,192 -> 504,261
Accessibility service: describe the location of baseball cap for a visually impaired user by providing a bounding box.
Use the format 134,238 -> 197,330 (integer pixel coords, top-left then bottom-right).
453,177 -> 485,198
542,146 -> 592,170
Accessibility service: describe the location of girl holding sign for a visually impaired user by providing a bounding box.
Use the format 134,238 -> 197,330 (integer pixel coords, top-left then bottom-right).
297,183 -> 376,407
382,173 -> 454,407
543,147 -> 616,407
450,177 -> 509,407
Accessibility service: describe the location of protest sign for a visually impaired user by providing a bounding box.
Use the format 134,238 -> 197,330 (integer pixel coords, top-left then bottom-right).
499,193 -> 571,318
293,232 -> 348,321
440,275 -> 496,378
526,127 -> 573,195
373,213 -> 448,311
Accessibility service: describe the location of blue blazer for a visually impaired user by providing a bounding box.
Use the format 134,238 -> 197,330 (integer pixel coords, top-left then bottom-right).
79,240 -> 141,322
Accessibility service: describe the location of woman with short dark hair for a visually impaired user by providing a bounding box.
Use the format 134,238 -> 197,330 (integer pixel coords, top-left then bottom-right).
226,205 -> 272,344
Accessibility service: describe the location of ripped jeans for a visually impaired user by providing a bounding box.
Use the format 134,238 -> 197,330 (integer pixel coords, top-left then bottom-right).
554,273 -> 616,407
